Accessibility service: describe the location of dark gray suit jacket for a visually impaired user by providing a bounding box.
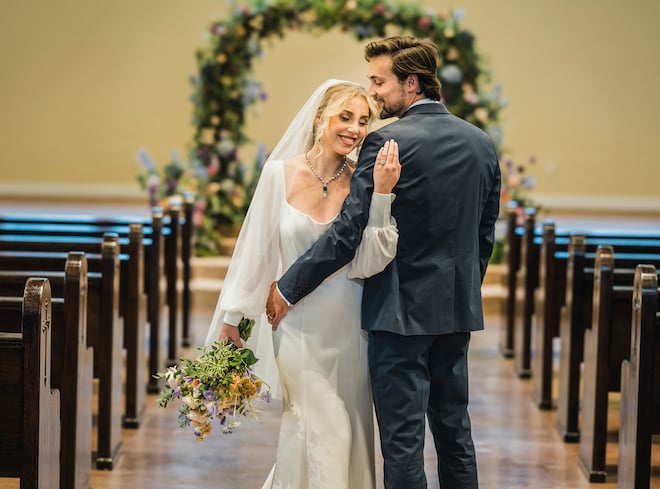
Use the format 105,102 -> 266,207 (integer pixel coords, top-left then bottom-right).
278,102 -> 501,335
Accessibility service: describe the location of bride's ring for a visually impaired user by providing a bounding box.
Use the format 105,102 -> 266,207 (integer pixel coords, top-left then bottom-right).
379,159 -> 386,165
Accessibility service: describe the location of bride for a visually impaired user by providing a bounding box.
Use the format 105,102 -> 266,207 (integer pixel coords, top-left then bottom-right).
205,79 -> 400,489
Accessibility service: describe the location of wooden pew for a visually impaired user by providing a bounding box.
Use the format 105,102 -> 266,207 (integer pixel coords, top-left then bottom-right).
0,196 -> 195,371
164,202 -> 182,365
0,230 -> 147,429
0,278 -> 60,489
501,202 -> 660,368
618,264 -> 660,489
0,253 -> 93,489
556,243 -> 660,443
181,191 -> 195,348
532,227 -> 660,411
500,200 -> 522,358
0,211 -> 166,394
578,247 -> 660,482
0,240 -> 124,470
513,207 -> 539,377
532,222 -> 567,406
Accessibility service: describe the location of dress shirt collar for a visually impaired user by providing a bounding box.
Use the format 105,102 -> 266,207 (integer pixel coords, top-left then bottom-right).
405,98 -> 440,114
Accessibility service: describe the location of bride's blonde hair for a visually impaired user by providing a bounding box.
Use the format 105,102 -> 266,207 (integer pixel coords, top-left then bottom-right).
308,82 -> 380,156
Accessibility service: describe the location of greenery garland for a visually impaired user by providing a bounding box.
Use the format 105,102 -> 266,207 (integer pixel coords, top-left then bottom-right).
182,0 -> 507,255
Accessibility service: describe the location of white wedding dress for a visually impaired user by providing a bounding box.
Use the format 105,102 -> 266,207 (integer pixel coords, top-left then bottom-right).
205,159 -> 397,489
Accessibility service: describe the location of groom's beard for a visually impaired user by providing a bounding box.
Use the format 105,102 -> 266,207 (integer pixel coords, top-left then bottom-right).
380,102 -> 404,119
377,89 -> 407,119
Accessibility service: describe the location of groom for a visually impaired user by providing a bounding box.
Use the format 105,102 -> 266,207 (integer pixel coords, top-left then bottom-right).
267,36 -> 500,489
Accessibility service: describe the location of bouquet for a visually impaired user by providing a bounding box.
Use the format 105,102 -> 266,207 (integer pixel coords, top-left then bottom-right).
154,318 -> 270,440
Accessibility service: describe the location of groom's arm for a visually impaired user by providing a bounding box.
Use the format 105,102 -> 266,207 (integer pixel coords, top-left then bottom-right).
478,145 -> 502,282
277,132 -> 385,305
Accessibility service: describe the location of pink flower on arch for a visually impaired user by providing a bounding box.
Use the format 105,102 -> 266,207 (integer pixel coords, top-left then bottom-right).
418,16 -> 432,29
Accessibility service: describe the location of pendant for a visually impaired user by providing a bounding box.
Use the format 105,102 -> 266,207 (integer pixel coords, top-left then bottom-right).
322,184 -> 328,198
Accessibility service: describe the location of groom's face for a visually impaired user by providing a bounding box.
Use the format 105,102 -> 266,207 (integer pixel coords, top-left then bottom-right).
367,55 -> 407,119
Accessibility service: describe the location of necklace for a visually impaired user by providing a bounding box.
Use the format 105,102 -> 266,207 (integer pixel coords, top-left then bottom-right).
304,151 -> 348,198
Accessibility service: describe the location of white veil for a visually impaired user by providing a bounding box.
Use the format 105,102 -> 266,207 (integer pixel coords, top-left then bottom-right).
204,79 -> 361,400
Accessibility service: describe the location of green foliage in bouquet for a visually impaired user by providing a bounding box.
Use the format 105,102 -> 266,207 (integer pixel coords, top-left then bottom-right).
154,317 -> 270,440
185,0 -> 507,255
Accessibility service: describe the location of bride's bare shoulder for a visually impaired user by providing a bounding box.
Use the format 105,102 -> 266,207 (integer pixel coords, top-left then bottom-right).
282,155 -> 303,177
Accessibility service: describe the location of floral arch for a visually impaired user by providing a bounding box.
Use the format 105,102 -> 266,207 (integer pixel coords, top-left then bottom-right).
186,0 -> 506,254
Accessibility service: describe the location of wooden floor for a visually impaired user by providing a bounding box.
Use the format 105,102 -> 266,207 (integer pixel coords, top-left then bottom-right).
4,312 -> 658,489
96,314 -> 660,488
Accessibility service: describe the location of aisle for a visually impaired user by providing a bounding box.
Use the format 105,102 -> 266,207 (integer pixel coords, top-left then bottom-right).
83,314 -> 638,489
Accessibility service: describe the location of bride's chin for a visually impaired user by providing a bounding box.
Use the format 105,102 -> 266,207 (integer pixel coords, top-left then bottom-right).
345,143 -> 360,153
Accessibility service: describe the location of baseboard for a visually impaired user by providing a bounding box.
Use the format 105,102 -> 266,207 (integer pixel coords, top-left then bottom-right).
0,182 -> 145,203
533,193 -> 660,215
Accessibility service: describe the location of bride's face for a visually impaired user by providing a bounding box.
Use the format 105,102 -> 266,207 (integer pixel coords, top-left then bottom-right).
323,96 -> 370,156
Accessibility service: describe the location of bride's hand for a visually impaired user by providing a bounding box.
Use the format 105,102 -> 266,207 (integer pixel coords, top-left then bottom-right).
219,322 -> 243,348
373,139 -> 401,194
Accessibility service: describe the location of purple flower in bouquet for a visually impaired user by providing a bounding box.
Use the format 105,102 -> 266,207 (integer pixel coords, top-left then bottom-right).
205,402 -> 219,417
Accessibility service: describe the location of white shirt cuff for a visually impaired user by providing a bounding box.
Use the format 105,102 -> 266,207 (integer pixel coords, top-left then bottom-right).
276,283 -> 292,306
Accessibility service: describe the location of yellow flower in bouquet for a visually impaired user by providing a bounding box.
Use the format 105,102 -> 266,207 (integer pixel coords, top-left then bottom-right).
154,318 -> 270,440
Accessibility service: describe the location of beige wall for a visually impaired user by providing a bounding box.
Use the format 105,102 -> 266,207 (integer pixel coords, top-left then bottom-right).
1,0 -> 659,210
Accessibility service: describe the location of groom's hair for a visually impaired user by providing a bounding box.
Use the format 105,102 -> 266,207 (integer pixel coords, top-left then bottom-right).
364,36 -> 442,101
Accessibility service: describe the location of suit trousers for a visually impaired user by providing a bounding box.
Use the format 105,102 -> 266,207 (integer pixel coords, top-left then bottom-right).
368,331 -> 478,489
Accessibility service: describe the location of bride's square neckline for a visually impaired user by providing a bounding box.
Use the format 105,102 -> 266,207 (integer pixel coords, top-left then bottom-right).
284,200 -> 338,226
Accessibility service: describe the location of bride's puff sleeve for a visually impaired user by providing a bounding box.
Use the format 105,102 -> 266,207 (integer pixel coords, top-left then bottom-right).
347,192 -> 398,279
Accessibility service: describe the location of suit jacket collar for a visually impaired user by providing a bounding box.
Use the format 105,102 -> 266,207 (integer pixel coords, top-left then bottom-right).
402,102 -> 450,117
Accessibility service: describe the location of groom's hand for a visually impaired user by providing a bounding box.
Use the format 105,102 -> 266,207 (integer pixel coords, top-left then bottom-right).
266,281 -> 290,331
